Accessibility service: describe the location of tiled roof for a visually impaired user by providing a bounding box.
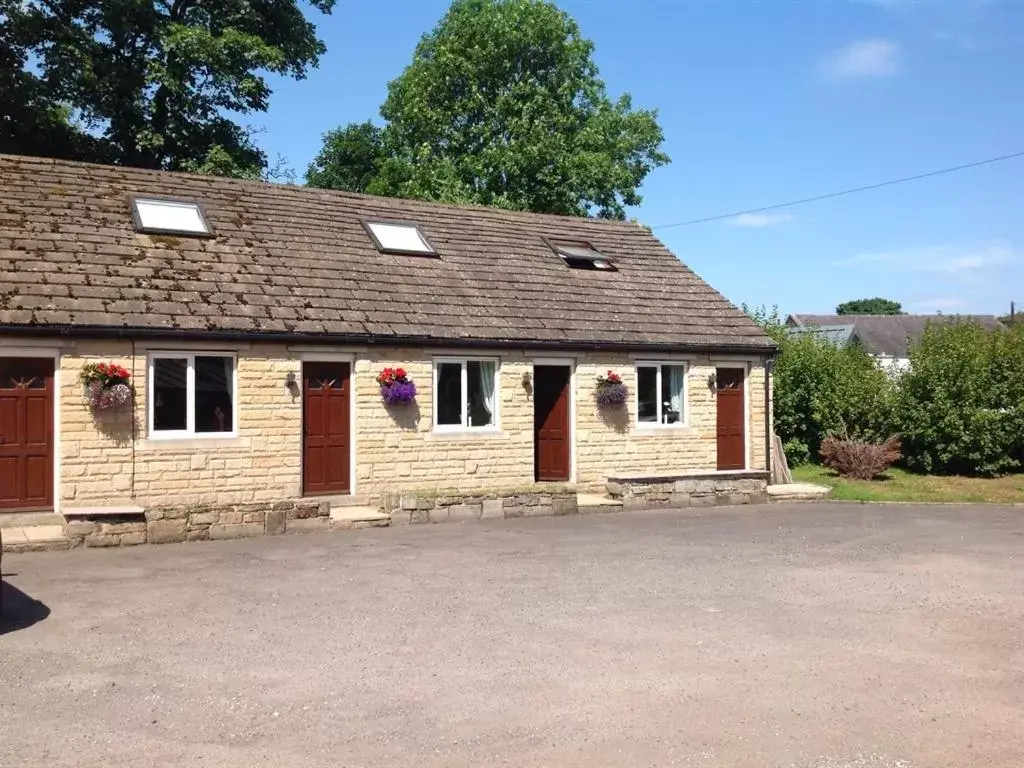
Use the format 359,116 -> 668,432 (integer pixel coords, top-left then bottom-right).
0,155 -> 773,352
787,314 -> 1004,357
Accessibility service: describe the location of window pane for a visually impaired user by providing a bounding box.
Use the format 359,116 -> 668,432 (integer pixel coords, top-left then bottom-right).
195,356 -> 234,433
467,361 -> 495,428
637,366 -> 658,422
153,358 -> 187,432
661,365 -> 685,424
436,363 -> 462,426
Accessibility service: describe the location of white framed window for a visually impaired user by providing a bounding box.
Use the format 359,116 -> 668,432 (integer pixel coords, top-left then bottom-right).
362,219 -> 436,255
433,357 -> 499,431
148,353 -> 237,438
130,196 -> 212,236
635,362 -> 687,426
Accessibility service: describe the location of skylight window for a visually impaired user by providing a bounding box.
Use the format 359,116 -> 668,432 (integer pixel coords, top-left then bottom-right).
363,220 -> 436,255
547,238 -> 617,271
130,197 -> 212,236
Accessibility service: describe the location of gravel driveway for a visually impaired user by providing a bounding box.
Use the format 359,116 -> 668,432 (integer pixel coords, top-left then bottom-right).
2,502 -> 1022,767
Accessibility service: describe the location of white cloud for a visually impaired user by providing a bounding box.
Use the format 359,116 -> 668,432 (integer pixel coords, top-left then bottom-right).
832,242 -> 1020,275
910,296 -> 969,311
821,39 -> 900,78
729,212 -> 792,228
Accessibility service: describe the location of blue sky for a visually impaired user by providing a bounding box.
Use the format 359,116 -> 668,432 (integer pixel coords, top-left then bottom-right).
258,0 -> 1022,317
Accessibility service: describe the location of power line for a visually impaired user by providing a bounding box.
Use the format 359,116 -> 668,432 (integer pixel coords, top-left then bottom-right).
651,150 -> 1024,230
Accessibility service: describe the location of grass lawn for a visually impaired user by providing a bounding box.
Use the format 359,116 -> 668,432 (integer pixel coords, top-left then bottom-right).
792,464 -> 1024,504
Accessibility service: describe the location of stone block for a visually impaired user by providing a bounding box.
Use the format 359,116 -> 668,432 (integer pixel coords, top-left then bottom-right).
605,481 -> 624,498
242,511 -> 266,524
503,506 -> 523,518
119,532 -> 147,547
162,506 -> 190,520
401,495 -> 419,511
265,508 -> 286,536
430,507 -> 449,523
287,517 -> 331,534
101,522 -> 146,535
145,509 -> 165,522
524,504 -> 552,518
290,502 -> 320,520
147,519 -> 186,544
519,494 -> 540,506
552,496 -> 578,516
482,499 -> 503,519
190,511 -> 219,526
410,509 -> 430,525
389,511 -> 411,526
66,521 -> 98,538
415,498 -> 434,511
669,493 -> 692,507
622,497 -> 648,511
218,510 -> 244,525
84,533 -> 119,547
449,503 -> 483,522
727,493 -> 751,506
673,480 -> 697,493
186,529 -> 210,542
690,494 -> 716,508
747,492 -> 769,506
209,522 -> 264,540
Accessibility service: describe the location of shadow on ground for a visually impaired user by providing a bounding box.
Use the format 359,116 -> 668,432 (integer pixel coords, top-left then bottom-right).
0,579 -> 50,634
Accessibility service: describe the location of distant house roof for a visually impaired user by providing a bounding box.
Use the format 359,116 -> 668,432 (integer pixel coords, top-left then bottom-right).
0,155 -> 774,353
786,314 -> 1004,358
787,323 -> 857,347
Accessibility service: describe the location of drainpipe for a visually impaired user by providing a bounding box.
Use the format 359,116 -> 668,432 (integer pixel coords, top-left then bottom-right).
764,357 -> 775,476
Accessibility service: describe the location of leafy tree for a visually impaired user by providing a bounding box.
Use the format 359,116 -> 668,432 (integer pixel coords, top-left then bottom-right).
0,0 -> 335,176
306,122 -> 386,193
896,321 -> 1024,476
836,298 -> 904,315
746,305 -> 895,464
307,0 -> 669,218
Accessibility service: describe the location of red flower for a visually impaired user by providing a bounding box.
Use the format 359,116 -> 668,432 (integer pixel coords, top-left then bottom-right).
395,367 -> 406,379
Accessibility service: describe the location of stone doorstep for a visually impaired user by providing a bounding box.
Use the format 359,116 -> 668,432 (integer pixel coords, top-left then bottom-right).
329,506 -> 390,523
62,505 -> 146,518
0,511 -> 65,529
2,524 -> 68,552
576,493 -> 623,509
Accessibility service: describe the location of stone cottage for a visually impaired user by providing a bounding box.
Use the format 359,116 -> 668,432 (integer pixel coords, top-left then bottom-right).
0,155 -> 775,544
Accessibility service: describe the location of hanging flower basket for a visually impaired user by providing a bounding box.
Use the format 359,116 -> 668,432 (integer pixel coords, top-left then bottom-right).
81,362 -> 133,411
595,370 -> 628,406
377,367 -> 417,405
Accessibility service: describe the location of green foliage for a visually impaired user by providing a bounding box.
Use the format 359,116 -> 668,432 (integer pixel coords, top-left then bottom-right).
306,122 -> 386,193
836,297 -> 904,315
307,0 -> 669,219
0,0 -> 334,176
747,305 -> 895,465
896,321 -> 1024,476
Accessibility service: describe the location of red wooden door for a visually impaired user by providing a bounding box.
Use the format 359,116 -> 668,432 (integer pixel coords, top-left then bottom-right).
534,365 -> 571,482
0,358 -> 54,511
303,362 -> 351,495
716,367 -> 746,471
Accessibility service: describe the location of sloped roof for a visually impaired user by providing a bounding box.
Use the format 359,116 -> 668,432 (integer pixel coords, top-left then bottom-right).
787,323 -> 857,347
787,314 -> 1004,357
0,155 -> 773,352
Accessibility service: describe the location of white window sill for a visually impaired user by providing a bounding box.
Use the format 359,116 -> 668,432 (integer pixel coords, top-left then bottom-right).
137,435 -> 249,451
428,428 -> 506,440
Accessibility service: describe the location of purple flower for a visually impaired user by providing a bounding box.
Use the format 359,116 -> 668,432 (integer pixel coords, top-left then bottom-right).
381,379 -> 417,405
89,382 -> 132,410
595,381 -> 628,406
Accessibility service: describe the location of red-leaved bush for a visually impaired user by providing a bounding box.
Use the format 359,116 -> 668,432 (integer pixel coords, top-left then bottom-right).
819,434 -> 902,480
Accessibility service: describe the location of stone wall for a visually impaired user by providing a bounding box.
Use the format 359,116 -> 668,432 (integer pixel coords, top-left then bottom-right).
382,487 -> 579,524
54,341 -> 771,508
65,498 -> 338,548
606,471 -> 770,509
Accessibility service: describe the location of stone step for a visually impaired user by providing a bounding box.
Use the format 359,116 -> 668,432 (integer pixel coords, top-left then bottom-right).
767,483 -> 832,502
329,506 -> 390,523
2,524 -> 69,553
316,494 -> 374,508
0,511 -> 65,529
576,493 -> 624,509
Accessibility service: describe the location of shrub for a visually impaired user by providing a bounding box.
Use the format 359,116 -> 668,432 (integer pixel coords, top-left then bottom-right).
896,320 -> 1024,476
820,434 -> 902,480
746,306 -> 896,464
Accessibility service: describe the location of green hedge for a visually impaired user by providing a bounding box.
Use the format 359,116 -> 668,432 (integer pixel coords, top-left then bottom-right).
749,308 -> 1024,476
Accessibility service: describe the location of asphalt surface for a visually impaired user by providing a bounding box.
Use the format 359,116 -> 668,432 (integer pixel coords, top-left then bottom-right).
2,503 -> 1022,768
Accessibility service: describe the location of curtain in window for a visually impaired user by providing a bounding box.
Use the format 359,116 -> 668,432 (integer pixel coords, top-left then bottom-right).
668,365 -> 684,421
478,362 -> 495,420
